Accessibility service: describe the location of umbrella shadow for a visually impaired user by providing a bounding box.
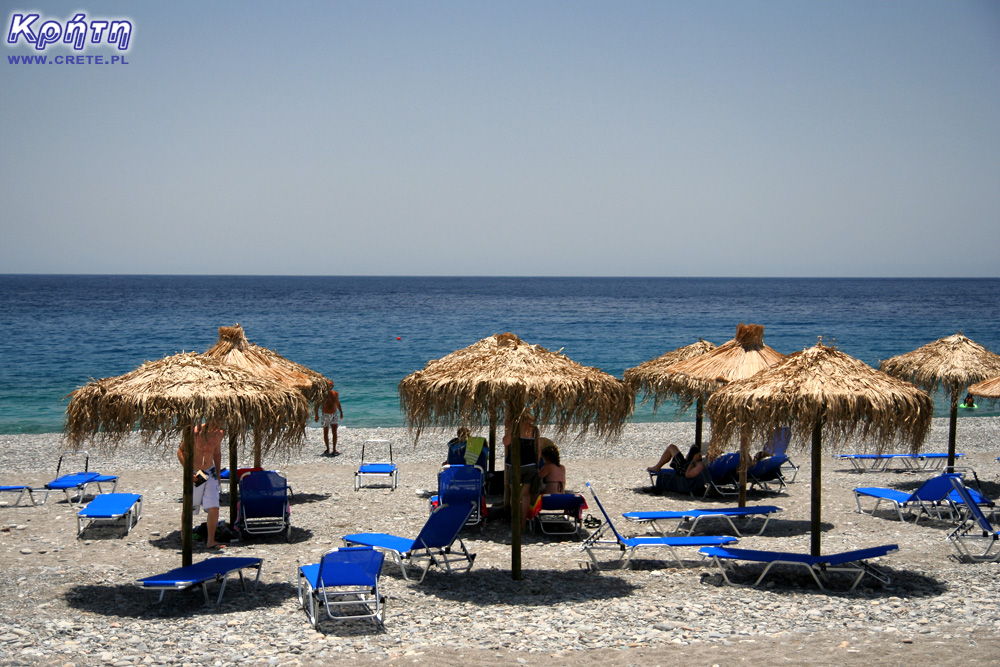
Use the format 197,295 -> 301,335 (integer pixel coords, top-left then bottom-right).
288,491 -> 331,506
698,564 -> 946,598
148,526 -> 315,551
65,579 -> 296,618
410,567 -> 639,606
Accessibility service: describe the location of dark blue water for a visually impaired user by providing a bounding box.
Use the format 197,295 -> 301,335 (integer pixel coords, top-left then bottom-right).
1,275 -> 997,434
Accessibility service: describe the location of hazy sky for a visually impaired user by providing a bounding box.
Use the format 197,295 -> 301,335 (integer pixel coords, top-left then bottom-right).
2,1 -> 998,277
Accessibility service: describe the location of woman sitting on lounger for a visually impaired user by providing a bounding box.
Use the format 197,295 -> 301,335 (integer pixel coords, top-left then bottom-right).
538,441 -> 566,495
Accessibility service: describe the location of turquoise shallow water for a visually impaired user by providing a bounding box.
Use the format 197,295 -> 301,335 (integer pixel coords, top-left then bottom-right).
0,275 -> 997,433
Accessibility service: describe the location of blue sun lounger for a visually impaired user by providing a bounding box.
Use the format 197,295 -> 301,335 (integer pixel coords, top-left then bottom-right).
700,544 -> 898,591
136,556 -> 263,606
297,546 -> 386,628
854,473 -> 981,523
343,502 -> 476,582
947,476 -> 1000,562
236,471 -> 292,541
0,484 -> 37,507
43,452 -> 118,504
355,439 -> 398,491
77,493 -> 142,537
747,456 -> 789,491
622,505 -> 783,537
429,464 -> 486,532
582,483 -> 737,570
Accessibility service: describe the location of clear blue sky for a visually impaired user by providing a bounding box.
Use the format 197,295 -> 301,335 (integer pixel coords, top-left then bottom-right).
2,1 -> 998,277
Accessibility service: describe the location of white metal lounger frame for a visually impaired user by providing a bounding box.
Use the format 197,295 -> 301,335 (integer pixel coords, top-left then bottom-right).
947,476 -> 1000,563
623,506 -> 783,537
702,547 -> 897,592
0,485 -> 37,506
355,439 -> 398,491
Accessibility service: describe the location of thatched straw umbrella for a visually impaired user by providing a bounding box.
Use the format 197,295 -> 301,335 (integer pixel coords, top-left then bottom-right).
968,375 -> 1000,401
650,324 -> 786,506
707,341 -> 933,556
398,332 -> 633,580
203,324 -> 330,523
624,338 -> 717,451
65,352 -> 309,566
880,332 -> 1000,466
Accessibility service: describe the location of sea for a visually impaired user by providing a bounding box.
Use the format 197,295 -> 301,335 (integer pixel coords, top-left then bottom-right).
1,275 -> 998,435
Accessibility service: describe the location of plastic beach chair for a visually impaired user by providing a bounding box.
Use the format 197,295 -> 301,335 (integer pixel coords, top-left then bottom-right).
136,556 -> 263,606
622,505 -> 783,537
42,451 -> 118,504
429,465 -> 486,532
529,493 -> 589,537
297,546 -> 387,628
0,484 -> 37,507
77,493 -> 142,538
747,456 -> 789,491
946,476 -> 1000,562
699,544 -> 898,591
581,483 -> 737,570
343,503 -> 476,583
355,439 -> 398,491
236,471 -> 292,541
854,473 -> 968,523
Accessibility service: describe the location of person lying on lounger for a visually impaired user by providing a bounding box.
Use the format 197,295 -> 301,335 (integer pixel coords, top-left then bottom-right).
647,444 -> 706,480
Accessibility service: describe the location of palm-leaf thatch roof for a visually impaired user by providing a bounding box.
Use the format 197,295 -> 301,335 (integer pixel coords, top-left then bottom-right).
65,352 -> 309,454
706,342 -> 933,457
968,375 -> 1000,400
203,324 -> 330,408
623,339 -> 717,412
652,324 -> 786,405
879,332 -> 1000,402
398,332 -> 634,441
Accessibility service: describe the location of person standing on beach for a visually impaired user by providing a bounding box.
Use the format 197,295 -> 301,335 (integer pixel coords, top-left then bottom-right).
177,420 -> 225,549
315,380 -> 344,456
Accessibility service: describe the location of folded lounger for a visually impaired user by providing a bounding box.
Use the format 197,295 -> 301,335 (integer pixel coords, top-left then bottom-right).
699,544 -> 898,591
355,439 -> 398,491
343,502 -> 476,583
77,493 -> 142,537
529,493 -> 589,537
0,484 -> 37,507
297,546 -> 387,628
946,476 -> 1000,562
854,473 -> 987,523
429,464 -> 486,532
136,556 -> 263,606
622,505 -> 783,537
42,452 -> 118,504
582,483 -> 736,570
236,471 -> 292,541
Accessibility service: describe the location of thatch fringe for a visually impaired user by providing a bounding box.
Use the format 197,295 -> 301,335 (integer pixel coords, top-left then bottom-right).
706,342 -> 934,457
203,324 -> 330,409
648,324 -> 786,408
968,375 -> 1000,401
879,332 -> 1000,403
398,332 -> 634,442
64,352 -> 309,455
623,339 -> 716,413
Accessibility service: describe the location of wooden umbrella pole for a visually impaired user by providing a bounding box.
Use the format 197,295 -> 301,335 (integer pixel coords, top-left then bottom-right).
489,417 -> 497,474
181,425 -> 195,567
253,431 -> 262,469
948,394 -> 959,468
508,399 -> 525,581
738,434 -> 748,508
228,433 -> 239,526
694,397 -> 704,451
810,419 -> 823,557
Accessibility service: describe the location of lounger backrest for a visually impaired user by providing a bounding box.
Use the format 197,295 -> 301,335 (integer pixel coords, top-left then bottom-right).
748,455 -> 787,477
239,471 -> 288,517
950,476 -> 995,533
318,546 -> 384,587
911,473 -> 962,502
438,465 -> 484,507
585,483 -> 625,542
764,428 -> 791,457
413,503 -> 474,549
708,453 -> 741,481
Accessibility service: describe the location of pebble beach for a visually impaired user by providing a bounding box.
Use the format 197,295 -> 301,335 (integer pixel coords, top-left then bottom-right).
2,417 -> 1000,666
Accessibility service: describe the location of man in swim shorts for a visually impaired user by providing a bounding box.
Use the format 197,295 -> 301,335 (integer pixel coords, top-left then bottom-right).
315,380 -> 344,456
177,420 -> 225,549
